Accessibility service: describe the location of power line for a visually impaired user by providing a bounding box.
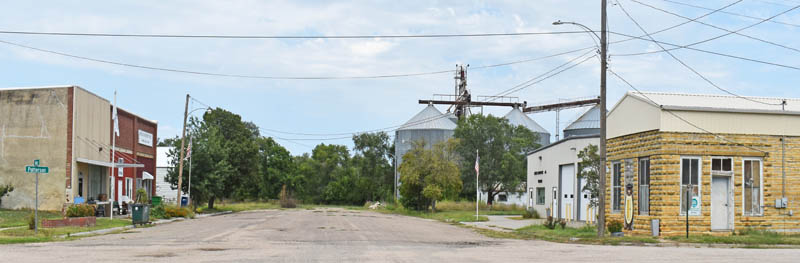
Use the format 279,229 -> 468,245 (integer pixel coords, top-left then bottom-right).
608,69 -> 769,154
259,50 -> 599,139
658,0 -> 800,28
0,38 -> 596,80
630,0 -> 800,53
616,0 -> 789,106
0,30 -> 589,39
616,1 -> 800,56
609,31 -> 800,70
608,0 -> 745,47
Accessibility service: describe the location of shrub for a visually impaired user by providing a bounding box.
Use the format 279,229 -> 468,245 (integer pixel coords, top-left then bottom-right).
0,184 -> 13,207
135,189 -> 149,204
28,213 -> 36,230
559,219 -> 567,229
279,185 -> 297,208
164,206 -> 192,218
522,209 -> 540,219
607,219 -> 623,233
151,205 -> 168,219
544,216 -> 557,229
66,204 -> 96,217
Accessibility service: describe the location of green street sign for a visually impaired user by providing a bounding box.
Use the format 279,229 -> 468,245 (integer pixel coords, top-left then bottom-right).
25,160 -> 49,174
26,166 -> 49,174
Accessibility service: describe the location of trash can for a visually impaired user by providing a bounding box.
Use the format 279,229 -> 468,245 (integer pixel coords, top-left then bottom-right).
151,196 -> 162,207
180,196 -> 189,207
131,204 -> 150,226
651,219 -> 660,237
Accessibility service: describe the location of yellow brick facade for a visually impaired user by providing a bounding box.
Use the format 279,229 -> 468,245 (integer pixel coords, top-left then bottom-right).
605,130 -> 800,236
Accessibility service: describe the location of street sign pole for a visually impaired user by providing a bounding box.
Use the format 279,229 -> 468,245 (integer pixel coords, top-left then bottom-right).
35,171 -> 38,235
25,159 -> 48,235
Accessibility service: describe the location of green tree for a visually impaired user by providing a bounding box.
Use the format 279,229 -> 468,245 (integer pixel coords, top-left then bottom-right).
254,137 -> 295,200
399,139 -> 462,211
307,144 -> 351,204
577,144 -> 602,208
352,132 -> 394,201
453,114 -> 540,205
0,184 -> 13,207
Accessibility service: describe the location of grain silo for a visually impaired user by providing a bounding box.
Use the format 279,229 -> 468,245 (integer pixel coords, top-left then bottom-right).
563,105 -> 600,138
504,107 -> 551,147
394,104 -> 457,198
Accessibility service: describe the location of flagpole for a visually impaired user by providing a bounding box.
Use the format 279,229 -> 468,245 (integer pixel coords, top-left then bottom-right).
476,149 -> 479,221
111,90 -> 117,220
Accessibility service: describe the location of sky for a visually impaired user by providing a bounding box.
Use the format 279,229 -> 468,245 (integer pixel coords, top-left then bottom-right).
1,0 -> 799,155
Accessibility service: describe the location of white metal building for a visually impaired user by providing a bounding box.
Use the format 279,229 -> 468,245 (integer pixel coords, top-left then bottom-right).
155,146 -> 178,204
526,106 -> 600,221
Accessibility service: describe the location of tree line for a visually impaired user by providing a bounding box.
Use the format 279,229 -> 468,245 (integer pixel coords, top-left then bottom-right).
162,108 -> 540,211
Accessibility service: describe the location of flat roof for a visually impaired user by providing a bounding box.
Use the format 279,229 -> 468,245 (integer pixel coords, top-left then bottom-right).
527,134 -> 599,156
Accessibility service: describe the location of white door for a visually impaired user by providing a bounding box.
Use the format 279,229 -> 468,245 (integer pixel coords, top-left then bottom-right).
711,176 -> 732,230
578,177 -> 591,221
117,180 -> 123,201
559,164 -> 575,220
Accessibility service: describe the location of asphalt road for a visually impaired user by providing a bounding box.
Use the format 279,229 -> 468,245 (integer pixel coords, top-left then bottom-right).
1,208 -> 798,262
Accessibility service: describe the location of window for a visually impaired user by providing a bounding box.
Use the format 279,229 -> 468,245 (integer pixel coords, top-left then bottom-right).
612,162 -> 622,213
680,157 -> 701,215
536,187 -> 545,205
498,194 -> 508,202
744,159 -> 763,216
638,158 -> 650,215
712,158 -> 732,174
125,178 -> 133,199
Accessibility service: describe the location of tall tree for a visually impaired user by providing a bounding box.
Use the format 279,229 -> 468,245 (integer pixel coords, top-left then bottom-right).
453,114 -> 540,205
577,144 -> 602,208
255,136 -> 295,200
352,132 -> 393,201
399,139 -> 462,211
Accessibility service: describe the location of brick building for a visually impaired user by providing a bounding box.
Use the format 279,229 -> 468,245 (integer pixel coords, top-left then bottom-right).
605,91 -> 800,236
0,86 -> 156,211
110,107 -> 157,203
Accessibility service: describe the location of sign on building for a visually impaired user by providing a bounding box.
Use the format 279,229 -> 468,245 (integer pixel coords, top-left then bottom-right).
138,130 -> 153,146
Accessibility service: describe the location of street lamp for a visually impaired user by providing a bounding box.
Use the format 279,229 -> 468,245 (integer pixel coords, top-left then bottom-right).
552,20 -> 600,49
553,17 -> 608,238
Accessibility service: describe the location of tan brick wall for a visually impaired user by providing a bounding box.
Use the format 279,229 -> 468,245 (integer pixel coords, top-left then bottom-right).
606,130 -> 800,236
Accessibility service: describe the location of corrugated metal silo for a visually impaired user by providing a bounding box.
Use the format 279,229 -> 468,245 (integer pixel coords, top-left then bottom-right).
563,105 -> 600,138
504,107 -> 551,146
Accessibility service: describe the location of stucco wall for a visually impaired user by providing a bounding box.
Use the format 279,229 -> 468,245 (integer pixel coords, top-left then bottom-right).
0,88 -> 69,210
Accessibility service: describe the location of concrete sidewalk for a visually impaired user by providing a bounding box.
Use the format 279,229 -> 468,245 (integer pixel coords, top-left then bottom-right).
462,215 -> 588,232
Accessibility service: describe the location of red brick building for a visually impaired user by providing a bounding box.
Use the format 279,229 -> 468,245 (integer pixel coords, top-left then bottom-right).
110,107 -> 157,203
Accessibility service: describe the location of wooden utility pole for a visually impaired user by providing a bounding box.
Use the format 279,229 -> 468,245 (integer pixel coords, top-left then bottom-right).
598,0 -> 608,237
176,94 -> 190,206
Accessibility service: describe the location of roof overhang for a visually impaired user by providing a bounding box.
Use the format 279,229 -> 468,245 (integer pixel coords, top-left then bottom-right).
142,171 -> 154,180
77,158 -> 144,168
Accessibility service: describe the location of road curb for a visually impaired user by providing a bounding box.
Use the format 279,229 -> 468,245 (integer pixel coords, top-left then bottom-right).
58,211 -> 232,238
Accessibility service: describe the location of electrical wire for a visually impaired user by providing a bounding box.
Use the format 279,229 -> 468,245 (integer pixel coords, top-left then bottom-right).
609,31 -> 800,70
616,1 -> 800,56
630,0 -> 800,53
0,30 -> 590,39
608,0 -> 745,47
259,50 -> 598,139
615,0 -> 786,106
658,0 -> 800,28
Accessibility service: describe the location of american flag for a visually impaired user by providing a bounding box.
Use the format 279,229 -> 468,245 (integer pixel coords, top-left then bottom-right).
474,152 -> 479,176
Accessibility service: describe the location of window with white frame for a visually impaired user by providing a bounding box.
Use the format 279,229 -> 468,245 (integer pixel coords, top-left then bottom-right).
638,158 -> 650,215
712,157 -> 733,175
680,157 -> 701,215
536,187 -> 545,205
612,162 -> 622,213
743,159 -> 763,216
125,178 -> 133,199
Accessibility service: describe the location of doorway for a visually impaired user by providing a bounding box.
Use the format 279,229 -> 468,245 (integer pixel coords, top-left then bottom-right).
711,176 -> 733,231
559,164 -> 574,220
